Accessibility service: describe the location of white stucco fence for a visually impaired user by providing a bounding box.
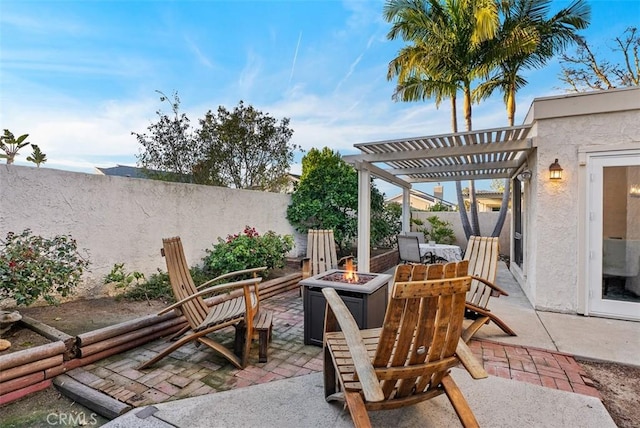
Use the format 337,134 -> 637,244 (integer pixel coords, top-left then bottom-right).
2,164 -> 514,304
0,165 -> 300,300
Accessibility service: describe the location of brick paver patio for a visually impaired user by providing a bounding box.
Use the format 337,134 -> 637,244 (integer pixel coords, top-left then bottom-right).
64,289 -> 600,408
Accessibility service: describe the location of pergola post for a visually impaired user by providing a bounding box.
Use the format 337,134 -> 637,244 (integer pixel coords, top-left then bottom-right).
357,166 -> 371,272
402,188 -> 411,233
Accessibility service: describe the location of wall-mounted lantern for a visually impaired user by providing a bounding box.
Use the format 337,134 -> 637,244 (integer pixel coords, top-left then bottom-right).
630,184 -> 640,198
549,159 -> 563,180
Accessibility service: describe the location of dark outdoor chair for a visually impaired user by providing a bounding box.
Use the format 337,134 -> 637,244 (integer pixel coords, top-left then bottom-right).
397,234 -> 427,264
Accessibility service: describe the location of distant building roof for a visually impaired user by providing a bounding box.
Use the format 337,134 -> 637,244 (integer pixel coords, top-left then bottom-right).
386,189 -> 456,209
95,165 -> 154,178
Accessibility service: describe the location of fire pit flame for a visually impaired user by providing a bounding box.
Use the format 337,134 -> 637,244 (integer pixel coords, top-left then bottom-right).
343,259 -> 358,283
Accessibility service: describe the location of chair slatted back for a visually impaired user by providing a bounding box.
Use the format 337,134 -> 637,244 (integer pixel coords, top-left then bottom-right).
397,235 -> 423,263
307,229 -> 339,276
162,237 -> 209,329
464,236 -> 499,308
373,269 -> 471,400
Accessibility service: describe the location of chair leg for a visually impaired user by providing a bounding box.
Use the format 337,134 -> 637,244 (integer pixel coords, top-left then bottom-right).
344,391 -> 372,428
324,346 -> 337,399
234,322 -> 246,357
462,311 -> 516,342
138,333 -> 199,370
486,313 -> 517,337
441,375 -> 479,428
461,316 -> 490,343
168,325 -> 190,341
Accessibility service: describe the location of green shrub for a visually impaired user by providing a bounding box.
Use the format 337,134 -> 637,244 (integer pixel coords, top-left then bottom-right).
420,216 -> 456,244
203,226 -> 293,278
0,229 -> 90,306
120,268 -> 175,302
104,263 -> 145,289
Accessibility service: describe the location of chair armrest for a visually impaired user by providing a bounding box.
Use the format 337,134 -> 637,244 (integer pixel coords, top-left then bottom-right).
322,288 -> 384,402
196,267 -> 267,290
159,277 -> 262,315
301,258 -> 311,279
470,275 -> 509,297
337,255 -> 354,267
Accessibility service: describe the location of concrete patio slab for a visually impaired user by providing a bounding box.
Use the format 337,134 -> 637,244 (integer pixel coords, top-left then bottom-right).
537,311 -> 640,366
104,369 -> 615,428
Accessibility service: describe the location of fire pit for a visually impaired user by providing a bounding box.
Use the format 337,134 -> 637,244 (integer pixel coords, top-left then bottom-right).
300,269 -> 390,346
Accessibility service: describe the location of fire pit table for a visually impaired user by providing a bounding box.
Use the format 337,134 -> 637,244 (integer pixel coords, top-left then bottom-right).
300,269 -> 390,346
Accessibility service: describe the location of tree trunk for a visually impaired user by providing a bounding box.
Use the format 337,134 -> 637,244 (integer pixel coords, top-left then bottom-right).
456,181 -> 472,239
469,180 -> 480,236
463,85 -> 472,131
507,88 -> 516,127
450,96 -> 458,133
462,85 -> 479,236
491,179 -> 511,237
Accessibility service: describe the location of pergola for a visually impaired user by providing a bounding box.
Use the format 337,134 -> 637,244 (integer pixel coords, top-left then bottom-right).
343,124 -> 534,271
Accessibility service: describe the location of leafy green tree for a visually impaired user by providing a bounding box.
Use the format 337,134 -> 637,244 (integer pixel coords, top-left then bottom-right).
134,91 -> 202,184
287,148 -> 390,253
371,201 -> 403,248
26,144 -> 47,167
0,129 -> 30,165
560,26 -> 639,91
135,93 -> 298,191
198,101 -> 298,191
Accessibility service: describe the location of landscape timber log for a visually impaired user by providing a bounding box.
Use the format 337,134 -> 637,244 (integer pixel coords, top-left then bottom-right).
44,358 -> 83,379
0,355 -> 63,383
78,316 -> 186,358
0,341 -> 65,371
0,371 -> 45,395
76,311 -> 185,347
0,379 -> 51,406
258,273 -> 302,300
75,323 -> 184,366
20,315 -> 76,360
54,374 -> 132,420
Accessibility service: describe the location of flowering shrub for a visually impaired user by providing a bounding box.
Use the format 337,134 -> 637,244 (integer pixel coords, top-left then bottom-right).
0,229 -> 90,306
203,226 -> 294,277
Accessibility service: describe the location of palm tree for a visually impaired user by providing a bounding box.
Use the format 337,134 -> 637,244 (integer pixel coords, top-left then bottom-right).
385,0 -> 590,239
26,144 -> 47,167
476,0 -> 591,126
475,0 -> 590,236
385,0 -> 500,238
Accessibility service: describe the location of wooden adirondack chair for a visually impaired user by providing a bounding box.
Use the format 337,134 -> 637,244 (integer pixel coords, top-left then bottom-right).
322,265 -> 480,428
301,229 -> 352,279
137,237 -> 266,370
462,236 -> 516,343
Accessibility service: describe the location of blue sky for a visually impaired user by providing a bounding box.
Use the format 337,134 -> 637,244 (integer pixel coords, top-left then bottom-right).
1,0 -> 638,201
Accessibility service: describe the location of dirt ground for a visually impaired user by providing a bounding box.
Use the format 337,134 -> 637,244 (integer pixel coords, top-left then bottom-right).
1,297 -> 639,427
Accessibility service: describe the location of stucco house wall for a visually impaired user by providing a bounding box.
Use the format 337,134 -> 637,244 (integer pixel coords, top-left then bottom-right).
520,88 -> 640,313
0,165 -> 299,300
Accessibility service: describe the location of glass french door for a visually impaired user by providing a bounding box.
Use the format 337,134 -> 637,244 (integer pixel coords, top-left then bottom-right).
588,151 -> 640,320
